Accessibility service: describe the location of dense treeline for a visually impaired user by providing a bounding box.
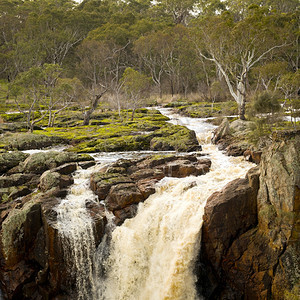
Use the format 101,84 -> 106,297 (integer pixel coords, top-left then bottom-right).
0,0 -> 299,124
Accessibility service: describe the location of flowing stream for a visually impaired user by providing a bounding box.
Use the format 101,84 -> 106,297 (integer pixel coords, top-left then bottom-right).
55,108 -> 254,300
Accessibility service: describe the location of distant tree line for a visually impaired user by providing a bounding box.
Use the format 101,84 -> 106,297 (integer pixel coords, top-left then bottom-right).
0,0 -> 299,125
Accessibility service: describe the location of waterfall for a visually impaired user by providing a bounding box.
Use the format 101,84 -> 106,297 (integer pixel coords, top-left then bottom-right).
54,108 -> 253,300
55,166 -> 102,299
98,109 -> 254,300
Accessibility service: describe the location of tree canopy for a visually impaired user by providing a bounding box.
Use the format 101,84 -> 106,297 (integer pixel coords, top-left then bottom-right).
0,0 -> 298,120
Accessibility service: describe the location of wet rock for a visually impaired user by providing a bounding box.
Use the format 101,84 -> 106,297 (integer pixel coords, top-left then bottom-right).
114,204 -> 138,225
0,151 -> 29,175
90,173 -> 133,200
157,158 -> 211,177
85,201 -> 107,247
243,149 -> 262,164
52,163 -> 77,175
78,160 -> 96,169
39,171 -> 74,192
225,144 -> 247,156
105,183 -> 145,211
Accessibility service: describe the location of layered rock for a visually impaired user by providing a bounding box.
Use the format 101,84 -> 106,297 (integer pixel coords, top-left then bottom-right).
198,133 -> 300,299
91,154 -> 211,224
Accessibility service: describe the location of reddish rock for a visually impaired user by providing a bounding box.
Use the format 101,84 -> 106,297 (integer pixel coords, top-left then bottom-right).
105,183 -> 145,211
202,167 -> 259,274
114,204 -> 139,225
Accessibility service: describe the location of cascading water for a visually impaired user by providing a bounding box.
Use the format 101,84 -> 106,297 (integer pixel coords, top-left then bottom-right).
97,109 -> 254,300
55,166 -> 101,299
54,108 -> 254,300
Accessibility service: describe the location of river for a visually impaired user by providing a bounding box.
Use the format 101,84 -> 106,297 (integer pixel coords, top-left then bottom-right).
55,108 -> 254,300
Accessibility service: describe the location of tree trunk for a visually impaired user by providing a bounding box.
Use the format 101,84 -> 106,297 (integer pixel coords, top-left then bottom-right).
83,110 -> 92,126
48,110 -> 52,127
131,108 -> 136,121
237,78 -> 246,120
83,90 -> 107,126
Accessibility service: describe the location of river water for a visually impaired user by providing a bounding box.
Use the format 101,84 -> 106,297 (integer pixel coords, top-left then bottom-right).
54,108 -> 254,300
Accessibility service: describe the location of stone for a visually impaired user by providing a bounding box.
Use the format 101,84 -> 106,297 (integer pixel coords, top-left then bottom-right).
114,204 -> 139,225
20,151 -> 93,174
211,118 -> 230,144
39,171 -> 74,192
51,163 -> 77,175
78,161 -> 96,169
105,183 -> 144,211
202,168 -> 259,274
229,119 -> 254,133
199,134 -> 300,299
90,173 -> 133,201
0,151 -> 29,175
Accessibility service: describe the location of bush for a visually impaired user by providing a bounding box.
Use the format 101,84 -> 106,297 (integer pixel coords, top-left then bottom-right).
251,91 -> 281,115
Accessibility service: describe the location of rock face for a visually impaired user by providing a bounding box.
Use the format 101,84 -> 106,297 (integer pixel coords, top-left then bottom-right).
198,134 -> 300,299
91,154 -> 211,225
0,151 -> 107,300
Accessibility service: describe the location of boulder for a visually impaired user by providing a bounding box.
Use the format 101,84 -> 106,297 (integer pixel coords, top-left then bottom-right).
105,183 -> 145,211
0,151 -> 29,175
229,119 -> 254,134
20,151 -> 93,174
78,161 -> 96,169
211,118 -> 230,144
90,173 -> 133,200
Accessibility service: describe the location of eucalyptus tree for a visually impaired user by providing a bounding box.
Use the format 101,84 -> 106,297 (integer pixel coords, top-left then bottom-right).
10,67 -> 49,132
134,30 -> 173,98
155,0 -> 199,24
192,6 -> 292,119
121,67 -> 151,120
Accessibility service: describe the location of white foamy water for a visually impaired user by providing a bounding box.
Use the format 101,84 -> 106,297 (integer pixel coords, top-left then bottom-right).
55,166 -> 100,299
98,108 -> 254,300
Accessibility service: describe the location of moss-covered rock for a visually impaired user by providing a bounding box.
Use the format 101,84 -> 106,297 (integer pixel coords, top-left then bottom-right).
19,151 -> 93,174
0,133 -> 66,151
0,151 -> 29,174
150,124 -> 200,152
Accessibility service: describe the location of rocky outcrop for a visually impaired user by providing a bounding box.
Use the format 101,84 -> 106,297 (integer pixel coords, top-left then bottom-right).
0,151 -> 105,299
0,152 -> 93,203
91,154 -> 211,224
198,133 -> 300,299
211,118 -> 262,163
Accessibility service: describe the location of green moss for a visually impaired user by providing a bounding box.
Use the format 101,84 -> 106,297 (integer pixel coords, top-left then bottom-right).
1,200 -> 36,262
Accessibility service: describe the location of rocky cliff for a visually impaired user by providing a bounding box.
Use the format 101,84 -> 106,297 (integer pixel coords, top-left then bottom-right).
198,132 -> 300,299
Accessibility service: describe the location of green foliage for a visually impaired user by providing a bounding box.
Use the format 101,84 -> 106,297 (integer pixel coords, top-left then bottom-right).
247,118 -> 272,146
251,91 -> 281,115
